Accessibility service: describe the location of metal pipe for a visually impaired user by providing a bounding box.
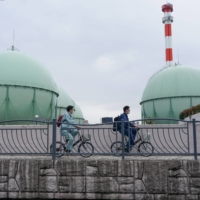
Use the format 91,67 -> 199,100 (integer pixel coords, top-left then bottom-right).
52,119 -> 57,161
121,120 -> 125,160
192,119 -> 198,160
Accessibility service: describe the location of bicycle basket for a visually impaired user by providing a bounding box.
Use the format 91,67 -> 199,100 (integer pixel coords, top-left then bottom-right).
82,134 -> 91,142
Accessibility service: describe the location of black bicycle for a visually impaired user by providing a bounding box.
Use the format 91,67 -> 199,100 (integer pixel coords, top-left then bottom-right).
111,131 -> 154,157
50,132 -> 94,158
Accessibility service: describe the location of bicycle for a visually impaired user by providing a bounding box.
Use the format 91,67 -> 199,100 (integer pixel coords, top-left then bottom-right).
50,132 -> 94,158
111,130 -> 154,157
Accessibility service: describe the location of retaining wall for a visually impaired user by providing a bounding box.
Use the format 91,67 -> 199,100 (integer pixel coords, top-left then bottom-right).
0,159 -> 200,199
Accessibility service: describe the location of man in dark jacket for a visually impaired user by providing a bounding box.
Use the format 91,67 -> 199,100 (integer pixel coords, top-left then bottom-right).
118,106 -> 138,152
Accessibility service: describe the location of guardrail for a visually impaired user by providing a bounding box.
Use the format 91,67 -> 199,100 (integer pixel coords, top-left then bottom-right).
0,118 -> 198,160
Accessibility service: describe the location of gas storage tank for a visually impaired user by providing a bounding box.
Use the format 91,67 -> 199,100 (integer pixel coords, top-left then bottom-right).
140,65 -> 200,124
56,86 -> 84,124
0,50 -> 58,122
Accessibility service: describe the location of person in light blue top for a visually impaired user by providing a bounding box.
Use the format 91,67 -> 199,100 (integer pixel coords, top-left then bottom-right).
60,105 -> 81,153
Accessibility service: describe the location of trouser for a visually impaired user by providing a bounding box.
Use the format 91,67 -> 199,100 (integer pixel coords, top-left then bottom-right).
61,129 -> 79,151
124,128 -> 137,149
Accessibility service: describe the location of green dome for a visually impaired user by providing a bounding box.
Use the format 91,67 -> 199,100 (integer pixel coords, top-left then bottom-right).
56,86 -> 74,118
72,103 -> 84,124
140,65 -> 200,124
0,50 -> 58,123
141,65 -> 200,103
0,51 -> 58,94
56,86 -> 84,124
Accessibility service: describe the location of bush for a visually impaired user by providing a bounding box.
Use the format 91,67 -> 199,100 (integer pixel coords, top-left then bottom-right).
179,104 -> 200,119
145,117 -> 154,124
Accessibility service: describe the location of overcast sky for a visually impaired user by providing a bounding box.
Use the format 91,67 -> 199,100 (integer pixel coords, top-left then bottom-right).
1,0 -> 200,123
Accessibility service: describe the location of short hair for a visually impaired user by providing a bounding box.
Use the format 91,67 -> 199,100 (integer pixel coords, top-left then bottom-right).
123,106 -> 130,112
66,105 -> 74,112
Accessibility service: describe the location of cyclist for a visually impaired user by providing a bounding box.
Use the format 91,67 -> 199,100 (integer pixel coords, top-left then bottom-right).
118,106 -> 139,152
60,105 -> 81,153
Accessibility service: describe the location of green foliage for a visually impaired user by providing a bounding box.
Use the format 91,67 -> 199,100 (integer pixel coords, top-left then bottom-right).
179,104 -> 200,119
145,117 -> 154,124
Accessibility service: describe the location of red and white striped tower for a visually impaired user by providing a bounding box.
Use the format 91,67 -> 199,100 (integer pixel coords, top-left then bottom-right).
162,3 -> 174,67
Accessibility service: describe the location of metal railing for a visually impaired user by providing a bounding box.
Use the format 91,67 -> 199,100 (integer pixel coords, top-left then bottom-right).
0,118 -> 198,160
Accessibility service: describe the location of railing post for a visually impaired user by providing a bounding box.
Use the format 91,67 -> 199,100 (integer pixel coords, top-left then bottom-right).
192,119 -> 198,160
52,118 -> 57,161
121,120 -> 125,160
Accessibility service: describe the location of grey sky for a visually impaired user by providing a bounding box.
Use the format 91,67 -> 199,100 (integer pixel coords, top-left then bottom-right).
1,0 -> 200,123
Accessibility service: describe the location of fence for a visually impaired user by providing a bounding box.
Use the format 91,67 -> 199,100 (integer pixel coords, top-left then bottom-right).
0,118 -> 198,160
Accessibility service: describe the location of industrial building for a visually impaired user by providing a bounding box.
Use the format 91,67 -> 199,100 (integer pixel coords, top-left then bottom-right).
0,47 -> 84,124
140,3 -> 200,124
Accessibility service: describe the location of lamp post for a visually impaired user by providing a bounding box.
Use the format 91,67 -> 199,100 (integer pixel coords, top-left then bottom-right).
35,115 -> 39,125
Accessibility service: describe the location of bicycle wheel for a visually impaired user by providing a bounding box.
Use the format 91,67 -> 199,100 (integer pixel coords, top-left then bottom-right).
50,142 -> 65,157
111,141 -> 124,156
138,142 -> 154,157
78,142 -> 94,158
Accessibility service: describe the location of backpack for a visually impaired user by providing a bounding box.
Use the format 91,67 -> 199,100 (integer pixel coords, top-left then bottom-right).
57,115 -> 63,127
113,116 -> 120,131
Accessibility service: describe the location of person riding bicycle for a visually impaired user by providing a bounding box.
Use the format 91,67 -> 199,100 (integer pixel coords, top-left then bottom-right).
60,105 -> 81,153
118,106 -> 139,152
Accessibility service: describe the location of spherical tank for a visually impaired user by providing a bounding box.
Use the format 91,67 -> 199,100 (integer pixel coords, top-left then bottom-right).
140,65 -> 200,124
72,103 -> 84,124
56,86 -> 74,118
56,86 -> 84,124
0,50 -> 58,122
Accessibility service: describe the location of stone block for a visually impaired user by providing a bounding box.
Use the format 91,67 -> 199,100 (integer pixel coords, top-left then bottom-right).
8,178 -> 19,191
169,195 -> 185,200
85,193 -> 102,199
0,192 -> 7,198
40,169 -> 57,176
187,161 -> 200,177
39,193 -> 54,199
9,160 -> 18,178
55,193 -> 102,199
86,160 -> 98,167
186,195 -> 198,200
0,160 -> 9,176
167,161 -> 182,170
135,179 -> 146,193
17,160 -> 39,192
56,160 -> 86,176
86,166 -> 98,176
142,161 -> 167,193
116,177 -> 134,193
59,177 -> 85,193
189,178 -> 200,194
39,176 -> 57,192
154,194 -> 168,200
98,160 -> 118,176
168,178 -> 188,194
40,160 -> 53,169
102,194 -> 134,199
0,176 -> 7,183
118,160 -> 134,177
135,161 -> 144,179
0,182 -> 7,191
169,169 -> 187,177
135,194 -> 154,200
9,192 -> 38,199
86,177 -> 118,193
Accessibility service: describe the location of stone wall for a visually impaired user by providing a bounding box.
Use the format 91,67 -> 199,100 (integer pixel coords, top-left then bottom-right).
0,159 -> 200,199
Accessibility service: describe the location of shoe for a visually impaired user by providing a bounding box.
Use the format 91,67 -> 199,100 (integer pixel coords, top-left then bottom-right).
64,149 -> 71,153
125,147 -> 131,153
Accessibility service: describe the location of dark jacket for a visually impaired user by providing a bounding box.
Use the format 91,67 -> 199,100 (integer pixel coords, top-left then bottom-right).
118,113 -> 135,129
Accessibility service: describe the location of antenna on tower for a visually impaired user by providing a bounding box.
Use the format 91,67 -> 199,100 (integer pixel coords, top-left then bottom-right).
13,29 -> 15,47
7,29 -> 19,51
